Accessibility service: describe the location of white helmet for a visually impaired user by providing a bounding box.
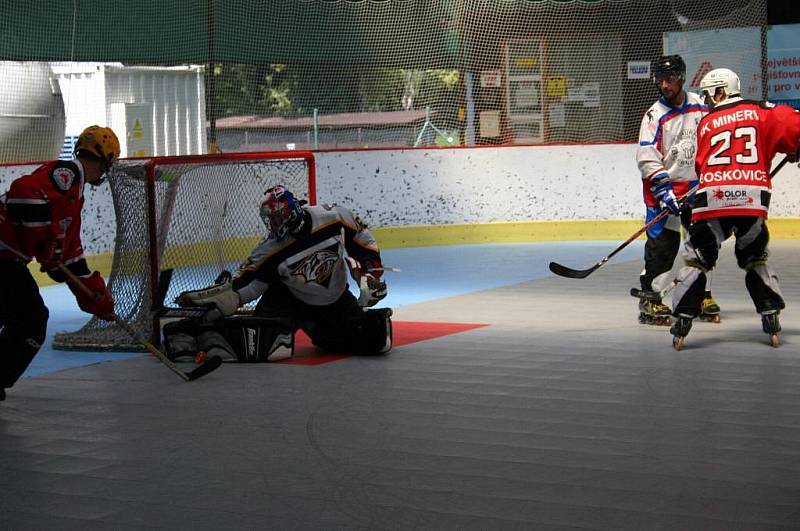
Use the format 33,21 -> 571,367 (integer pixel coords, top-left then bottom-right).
699,68 -> 741,100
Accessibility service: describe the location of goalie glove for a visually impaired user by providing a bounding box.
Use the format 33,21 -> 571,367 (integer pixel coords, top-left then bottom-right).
345,257 -> 387,307
175,271 -> 241,323
358,273 -> 387,307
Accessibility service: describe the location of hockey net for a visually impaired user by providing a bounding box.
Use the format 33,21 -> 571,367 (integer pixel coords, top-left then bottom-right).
52,151 -> 316,351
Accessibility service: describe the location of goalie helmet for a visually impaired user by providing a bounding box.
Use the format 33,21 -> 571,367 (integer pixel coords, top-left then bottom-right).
651,55 -> 686,84
74,125 -> 120,171
260,185 -> 306,240
699,68 -> 741,101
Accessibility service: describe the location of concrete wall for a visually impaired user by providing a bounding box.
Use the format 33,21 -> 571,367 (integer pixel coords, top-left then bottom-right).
316,144 -> 800,225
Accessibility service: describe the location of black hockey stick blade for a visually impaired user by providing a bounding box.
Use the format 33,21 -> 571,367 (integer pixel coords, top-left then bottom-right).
630,287 -> 662,301
185,354 -> 223,381
153,268 -> 174,313
548,260 -> 603,279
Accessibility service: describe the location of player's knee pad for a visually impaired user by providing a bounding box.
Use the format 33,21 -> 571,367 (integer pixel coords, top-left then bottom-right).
650,272 -> 673,295
745,263 -> 785,314
671,266 -> 706,318
212,316 -> 295,362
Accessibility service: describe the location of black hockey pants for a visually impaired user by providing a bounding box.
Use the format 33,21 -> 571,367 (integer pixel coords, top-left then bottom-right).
0,260 -> 49,389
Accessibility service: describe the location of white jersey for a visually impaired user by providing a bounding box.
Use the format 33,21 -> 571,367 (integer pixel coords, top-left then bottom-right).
636,91 -> 707,207
232,204 -> 381,306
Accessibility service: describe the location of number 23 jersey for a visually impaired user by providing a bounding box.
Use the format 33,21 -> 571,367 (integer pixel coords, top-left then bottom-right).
693,99 -> 800,221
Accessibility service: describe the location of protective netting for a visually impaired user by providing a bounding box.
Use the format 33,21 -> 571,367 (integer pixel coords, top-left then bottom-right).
52,152 -> 315,351
0,0 -> 766,158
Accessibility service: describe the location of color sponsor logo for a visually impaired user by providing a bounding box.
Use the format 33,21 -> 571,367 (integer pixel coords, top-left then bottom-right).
712,189 -> 754,203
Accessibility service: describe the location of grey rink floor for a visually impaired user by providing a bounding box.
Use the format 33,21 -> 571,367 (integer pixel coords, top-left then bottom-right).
2,241 -> 800,530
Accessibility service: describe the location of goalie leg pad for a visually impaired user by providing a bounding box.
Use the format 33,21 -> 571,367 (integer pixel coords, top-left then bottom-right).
305,304 -> 393,356
212,316 -> 295,362
197,330 -> 239,362
162,319 -> 202,361
363,308 -> 393,355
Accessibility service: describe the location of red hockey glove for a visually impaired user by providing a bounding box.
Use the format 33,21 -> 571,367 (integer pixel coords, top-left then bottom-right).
69,271 -> 116,321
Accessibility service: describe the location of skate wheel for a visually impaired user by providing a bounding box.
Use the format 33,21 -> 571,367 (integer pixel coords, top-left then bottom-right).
770,334 -> 779,348
702,314 -> 721,323
673,336 -> 685,351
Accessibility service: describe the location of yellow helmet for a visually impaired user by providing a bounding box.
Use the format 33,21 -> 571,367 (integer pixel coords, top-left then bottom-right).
74,125 -> 120,168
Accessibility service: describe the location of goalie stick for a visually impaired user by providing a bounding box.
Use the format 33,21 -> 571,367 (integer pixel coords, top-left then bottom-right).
548,156 -> 790,280
56,263 -> 222,382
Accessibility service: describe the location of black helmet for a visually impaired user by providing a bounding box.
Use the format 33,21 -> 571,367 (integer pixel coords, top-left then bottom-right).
652,55 -> 686,83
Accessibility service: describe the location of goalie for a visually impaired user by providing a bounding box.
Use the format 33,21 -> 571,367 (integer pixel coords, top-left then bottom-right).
167,185 -> 392,362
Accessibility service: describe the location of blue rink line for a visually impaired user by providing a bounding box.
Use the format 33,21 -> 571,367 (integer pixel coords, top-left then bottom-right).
25,240 -> 644,379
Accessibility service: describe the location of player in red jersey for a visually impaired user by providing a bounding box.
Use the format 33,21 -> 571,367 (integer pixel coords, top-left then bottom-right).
0,126 -> 120,400
670,68 -> 800,349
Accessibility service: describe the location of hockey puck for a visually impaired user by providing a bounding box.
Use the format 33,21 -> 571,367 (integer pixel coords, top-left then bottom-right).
195,351 -> 209,364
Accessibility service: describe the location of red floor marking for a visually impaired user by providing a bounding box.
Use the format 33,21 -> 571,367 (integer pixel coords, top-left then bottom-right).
278,321 -> 488,365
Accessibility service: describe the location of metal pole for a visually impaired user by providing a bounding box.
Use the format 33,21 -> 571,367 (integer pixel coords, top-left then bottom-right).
313,108 -> 319,150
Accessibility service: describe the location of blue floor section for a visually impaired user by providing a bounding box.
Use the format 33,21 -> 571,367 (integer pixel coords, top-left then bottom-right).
28,240 -> 644,378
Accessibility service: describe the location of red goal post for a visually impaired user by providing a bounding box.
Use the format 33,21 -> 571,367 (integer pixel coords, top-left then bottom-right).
52,150 -> 316,351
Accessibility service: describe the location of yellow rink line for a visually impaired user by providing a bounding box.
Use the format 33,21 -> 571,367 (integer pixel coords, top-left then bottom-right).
31,218 -> 800,287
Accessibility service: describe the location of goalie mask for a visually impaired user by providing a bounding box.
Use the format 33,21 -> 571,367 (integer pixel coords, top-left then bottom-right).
260,185 -> 306,241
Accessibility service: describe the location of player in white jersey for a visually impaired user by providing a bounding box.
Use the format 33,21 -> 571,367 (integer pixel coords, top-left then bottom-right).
169,185 -> 392,362
634,55 -> 720,324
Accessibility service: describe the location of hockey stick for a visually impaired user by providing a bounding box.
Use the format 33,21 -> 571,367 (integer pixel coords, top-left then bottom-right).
56,264 -> 222,382
548,185 -> 699,279
548,156 -> 791,280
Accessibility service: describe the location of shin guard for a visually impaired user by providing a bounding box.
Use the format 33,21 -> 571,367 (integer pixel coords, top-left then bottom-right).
745,263 -> 785,314
671,266 -> 706,318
